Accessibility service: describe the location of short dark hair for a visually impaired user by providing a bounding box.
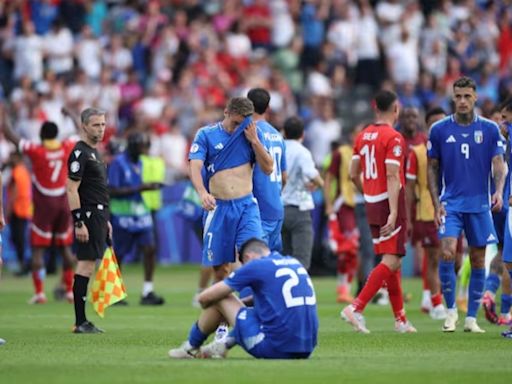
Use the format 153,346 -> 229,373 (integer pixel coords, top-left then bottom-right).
247,88 -> 271,114
283,116 -> 304,139
40,121 -> 58,140
127,131 -> 147,146
238,238 -> 269,263
226,97 -> 254,117
453,76 -> 476,91
374,90 -> 398,112
425,106 -> 446,124
501,96 -> 512,112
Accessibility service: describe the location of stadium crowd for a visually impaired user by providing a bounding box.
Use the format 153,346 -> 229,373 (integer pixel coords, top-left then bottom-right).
0,0 -> 510,169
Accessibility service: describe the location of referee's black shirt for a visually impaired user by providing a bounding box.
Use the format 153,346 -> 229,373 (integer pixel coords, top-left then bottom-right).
67,140 -> 109,208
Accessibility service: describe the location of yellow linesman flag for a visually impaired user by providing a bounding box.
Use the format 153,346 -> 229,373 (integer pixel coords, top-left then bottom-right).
90,247 -> 127,318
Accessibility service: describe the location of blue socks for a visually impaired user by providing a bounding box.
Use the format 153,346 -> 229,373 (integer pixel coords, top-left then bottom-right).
439,261 -> 456,309
467,268 -> 485,318
484,273 -> 500,294
501,294 -> 512,315
188,322 -> 208,348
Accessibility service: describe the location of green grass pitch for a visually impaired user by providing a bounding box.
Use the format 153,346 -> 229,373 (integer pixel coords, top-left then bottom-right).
1,264 -> 511,384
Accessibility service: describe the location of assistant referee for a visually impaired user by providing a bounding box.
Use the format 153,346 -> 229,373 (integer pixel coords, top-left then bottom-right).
66,107 -> 111,334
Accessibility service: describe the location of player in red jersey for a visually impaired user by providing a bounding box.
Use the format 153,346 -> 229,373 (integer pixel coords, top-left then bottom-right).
3,113 -> 77,304
341,90 -> 416,334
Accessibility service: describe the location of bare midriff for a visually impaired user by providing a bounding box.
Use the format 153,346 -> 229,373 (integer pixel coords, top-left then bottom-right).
209,163 -> 253,199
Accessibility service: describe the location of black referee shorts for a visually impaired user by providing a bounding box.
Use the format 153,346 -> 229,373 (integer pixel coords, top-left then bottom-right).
75,206 -> 109,261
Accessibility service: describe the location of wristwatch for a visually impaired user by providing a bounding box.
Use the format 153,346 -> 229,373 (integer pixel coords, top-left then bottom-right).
74,221 -> 84,229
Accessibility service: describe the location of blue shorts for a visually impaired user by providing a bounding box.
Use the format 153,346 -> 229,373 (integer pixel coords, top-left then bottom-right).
502,210 -> 512,263
202,194 -> 263,266
261,218 -> 283,252
493,209 -> 507,245
112,225 -> 155,257
233,307 -> 311,359
439,210 -> 497,247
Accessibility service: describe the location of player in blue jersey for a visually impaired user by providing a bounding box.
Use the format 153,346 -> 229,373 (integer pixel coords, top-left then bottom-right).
499,98 -> 512,339
168,238 -> 318,359
189,97 -> 273,282
108,132 -> 165,305
427,76 -> 506,333
247,88 -> 287,251
481,106 -> 512,326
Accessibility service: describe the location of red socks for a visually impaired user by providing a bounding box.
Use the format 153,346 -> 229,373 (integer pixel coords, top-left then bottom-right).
431,293 -> 443,307
422,251 -> 429,290
32,270 -> 44,295
386,269 -> 406,322
62,268 -> 74,293
353,263 -> 393,312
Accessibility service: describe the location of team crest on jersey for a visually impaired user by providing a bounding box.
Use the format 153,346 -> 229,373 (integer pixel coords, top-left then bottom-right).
70,161 -> 80,173
474,130 -> 483,144
392,145 -> 402,157
190,143 -> 199,153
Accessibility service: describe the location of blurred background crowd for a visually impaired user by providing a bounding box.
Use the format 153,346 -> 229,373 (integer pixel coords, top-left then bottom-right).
0,0 -> 511,273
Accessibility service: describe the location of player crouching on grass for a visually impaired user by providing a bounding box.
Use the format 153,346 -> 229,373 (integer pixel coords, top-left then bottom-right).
168,238 -> 318,359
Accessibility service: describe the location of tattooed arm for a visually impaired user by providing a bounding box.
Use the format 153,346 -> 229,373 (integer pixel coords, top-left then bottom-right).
491,154 -> 505,212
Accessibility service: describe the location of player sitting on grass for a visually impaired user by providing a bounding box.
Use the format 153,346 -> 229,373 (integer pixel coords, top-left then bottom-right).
168,238 -> 318,359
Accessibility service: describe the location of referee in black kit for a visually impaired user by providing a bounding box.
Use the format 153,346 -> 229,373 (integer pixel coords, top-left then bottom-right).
66,107 -> 111,334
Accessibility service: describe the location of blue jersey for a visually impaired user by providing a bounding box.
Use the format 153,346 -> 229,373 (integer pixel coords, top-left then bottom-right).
108,152 -> 152,232
225,252 -> 318,353
188,120 -> 266,184
492,122 -> 512,210
253,120 -> 287,221
427,114 -> 505,213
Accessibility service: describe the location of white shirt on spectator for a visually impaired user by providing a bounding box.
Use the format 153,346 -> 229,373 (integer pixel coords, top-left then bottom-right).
226,33 -> 252,58
77,38 -> 102,79
13,34 -> 44,82
270,0 -> 294,48
137,97 -> 166,120
356,12 -> 379,60
45,28 -> 74,74
149,131 -> 188,184
102,47 -> 133,73
307,70 -> 332,97
281,139 -> 319,211
306,117 -> 342,167
387,37 -> 419,85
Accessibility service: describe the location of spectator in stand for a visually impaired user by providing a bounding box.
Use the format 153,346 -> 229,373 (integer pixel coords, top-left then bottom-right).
306,100 -> 342,167
75,25 -> 102,81
4,21 -> 44,83
44,19 -> 74,79
242,0 -> 272,51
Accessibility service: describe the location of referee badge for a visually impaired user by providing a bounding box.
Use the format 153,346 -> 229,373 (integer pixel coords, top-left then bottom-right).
474,130 -> 483,144
70,161 -> 80,173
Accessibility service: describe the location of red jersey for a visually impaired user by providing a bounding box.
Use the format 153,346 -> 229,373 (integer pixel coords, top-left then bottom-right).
352,123 -> 406,225
20,138 -> 77,197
